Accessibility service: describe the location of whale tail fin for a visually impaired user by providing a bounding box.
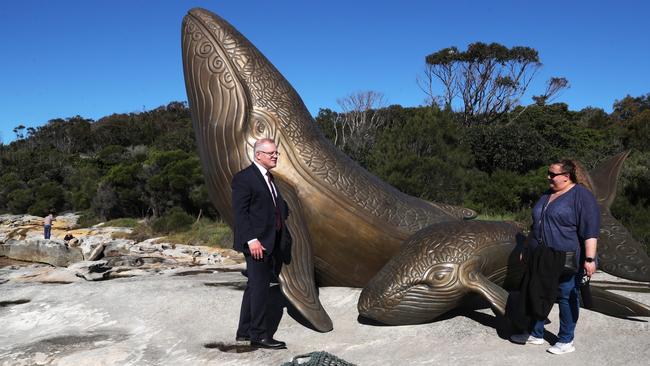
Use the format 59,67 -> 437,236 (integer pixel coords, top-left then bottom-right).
575,151 -> 650,282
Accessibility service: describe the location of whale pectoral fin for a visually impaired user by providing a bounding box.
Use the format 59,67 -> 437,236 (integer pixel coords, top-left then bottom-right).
465,271 -> 509,316
277,183 -> 333,332
587,285 -> 650,318
598,212 -> 650,282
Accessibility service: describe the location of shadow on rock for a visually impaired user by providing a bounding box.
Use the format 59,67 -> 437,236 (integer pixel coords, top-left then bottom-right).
4,331 -> 129,360
204,342 -> 258,353
0,298 -> 30,307
204,281 -> 247,290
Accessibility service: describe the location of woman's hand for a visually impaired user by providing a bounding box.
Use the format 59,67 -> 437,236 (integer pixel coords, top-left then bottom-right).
584,261 -> 596,277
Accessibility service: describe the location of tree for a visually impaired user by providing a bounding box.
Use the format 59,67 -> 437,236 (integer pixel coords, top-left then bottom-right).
332,91 -> 387,164
417,48 -> 457,108
367,107 -> 473,204
7,188 -> 34,214
13,125 -> 26,140
532,77 -> 569,106
612,93 -> 650,122
622,109 -> 650,151
423,42 -> 542,126
465,123 -> 550,174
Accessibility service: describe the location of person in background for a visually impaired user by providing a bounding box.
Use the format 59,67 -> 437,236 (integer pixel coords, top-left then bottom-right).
43,212 -> 55,240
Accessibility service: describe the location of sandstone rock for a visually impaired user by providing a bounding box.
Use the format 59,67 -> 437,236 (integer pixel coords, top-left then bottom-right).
103,239 -> 137,257
67,237 -> 81,247
3,239 -> 83,267
0,214 -> 43,227
161,247 -> 197,260
107,267 -> 154,278
1,270 -> 647,366
51,213 -> 80,229
0,213 -> 81,244
79,234 -> 111,260
68,260 -> 110,272
28,267 -> 82,284
103,255 -> 176,267
68,260 -> 113,281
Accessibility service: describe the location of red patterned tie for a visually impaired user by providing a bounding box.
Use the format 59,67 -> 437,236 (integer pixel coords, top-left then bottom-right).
267,172 -> 282,231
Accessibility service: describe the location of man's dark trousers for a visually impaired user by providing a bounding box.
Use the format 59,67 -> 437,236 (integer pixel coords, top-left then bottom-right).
236,235 -> 283,341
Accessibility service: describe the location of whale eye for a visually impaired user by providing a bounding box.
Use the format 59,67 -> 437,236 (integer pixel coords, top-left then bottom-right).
423,264 -> 458,288
248,109 -> 277,141
434,272 -> 449,281
255,120 -> 266,134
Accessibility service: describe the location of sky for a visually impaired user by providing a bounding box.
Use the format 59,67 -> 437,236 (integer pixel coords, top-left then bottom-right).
1,0 -> 649,143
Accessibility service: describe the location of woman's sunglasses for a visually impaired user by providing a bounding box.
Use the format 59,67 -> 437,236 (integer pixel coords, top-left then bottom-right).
547,171 -> 568,178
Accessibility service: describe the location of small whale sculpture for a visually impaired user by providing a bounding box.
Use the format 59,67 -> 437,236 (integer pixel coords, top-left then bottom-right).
359,220 -> 650,324
181,8 -> 650,330
359,151 -> 650,324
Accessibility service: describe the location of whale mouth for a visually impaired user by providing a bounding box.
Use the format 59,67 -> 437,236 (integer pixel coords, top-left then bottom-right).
359,284 -> 465,325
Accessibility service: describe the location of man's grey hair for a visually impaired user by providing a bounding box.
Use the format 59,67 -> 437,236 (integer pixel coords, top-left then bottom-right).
254,138 -> 276,154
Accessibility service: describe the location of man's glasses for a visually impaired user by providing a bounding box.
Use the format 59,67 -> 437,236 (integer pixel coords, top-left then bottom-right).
259,151 -> 280,157
547,171 -> 568,178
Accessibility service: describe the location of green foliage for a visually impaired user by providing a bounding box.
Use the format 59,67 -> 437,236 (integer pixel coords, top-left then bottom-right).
621,110 -> 650,151
424,42 -> 542,125
163,218 -> 233,248
1,94 -> 648,253
21,180 -> 68,216
509,104 -> 621,168
368,107 -> 472,204
465,124 -> 549,174
151,207 -> 195,234
7,188 -> 34,214
314,108 -> 338,142
126,222 -> 156,243
104,218 -> 140,228
77,211 -> 101,228
0,172 -> 26,210
612,93 -> 650,122
611,151 -> 650,252
67,161 -> 101,211
463,168 -> 547,216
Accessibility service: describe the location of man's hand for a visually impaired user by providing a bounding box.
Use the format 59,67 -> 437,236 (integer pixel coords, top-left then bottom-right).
248,240 -> 266,260
584,261 -> 596,277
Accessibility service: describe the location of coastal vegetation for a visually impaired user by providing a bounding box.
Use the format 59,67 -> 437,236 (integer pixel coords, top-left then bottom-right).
1,94 -> 649,252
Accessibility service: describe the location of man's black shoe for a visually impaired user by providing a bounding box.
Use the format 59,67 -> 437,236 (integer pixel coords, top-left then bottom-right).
250,338 -> 286,349
235,335 -> 250,342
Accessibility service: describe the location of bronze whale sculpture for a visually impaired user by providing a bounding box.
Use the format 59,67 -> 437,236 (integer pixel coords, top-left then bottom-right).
359,218 -> 650,324
359,152 -> 650,323
181,8 -> 650,330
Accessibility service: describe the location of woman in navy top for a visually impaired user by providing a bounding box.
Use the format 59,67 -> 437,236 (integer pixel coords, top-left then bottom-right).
511,159 -> 600,355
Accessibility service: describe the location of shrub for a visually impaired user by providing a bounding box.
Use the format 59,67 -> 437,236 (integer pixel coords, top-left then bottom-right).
151,207 -> 194,233
162,218 -> 233,248
78,211 -> 101,227
104,218 -> 140,228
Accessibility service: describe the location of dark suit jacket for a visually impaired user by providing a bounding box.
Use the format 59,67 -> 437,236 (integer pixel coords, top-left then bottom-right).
231,164 -> 290,257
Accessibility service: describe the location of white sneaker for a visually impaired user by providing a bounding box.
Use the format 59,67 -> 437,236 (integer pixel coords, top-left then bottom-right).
547,341 -> 575,354
510,333 -> 544,345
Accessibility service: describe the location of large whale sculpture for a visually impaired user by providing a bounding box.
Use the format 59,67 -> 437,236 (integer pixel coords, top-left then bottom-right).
181,8 -> 650,331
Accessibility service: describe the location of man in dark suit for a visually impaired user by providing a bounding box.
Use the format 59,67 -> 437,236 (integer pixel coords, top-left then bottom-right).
232,138 -> 290,349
